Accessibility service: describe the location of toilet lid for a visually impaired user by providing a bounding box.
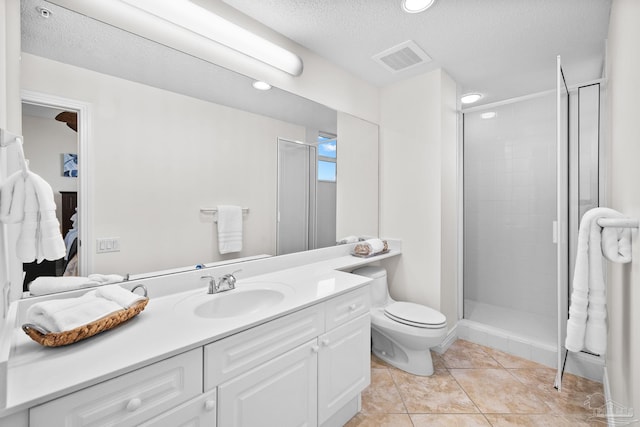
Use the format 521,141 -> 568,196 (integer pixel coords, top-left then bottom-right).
384,302 -> 446,329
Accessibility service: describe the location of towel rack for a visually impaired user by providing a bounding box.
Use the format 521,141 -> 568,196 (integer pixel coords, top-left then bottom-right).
596,218 -> 639,228
200,207 -> 250,215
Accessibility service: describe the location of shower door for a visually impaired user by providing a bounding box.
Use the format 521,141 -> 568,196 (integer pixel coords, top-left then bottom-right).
555,56 -> 570,391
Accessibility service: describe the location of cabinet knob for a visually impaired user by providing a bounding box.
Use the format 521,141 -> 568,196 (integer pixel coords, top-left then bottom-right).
205,399 -> 216,412
311,344 -> 320,353
126,397 -> 142,412
321,339 -> 330,347
348,304 -> 357,311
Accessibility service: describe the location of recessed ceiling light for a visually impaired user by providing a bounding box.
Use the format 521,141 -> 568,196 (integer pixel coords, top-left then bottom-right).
481,111 -> 496,119
252,81 -> 272,91
461,93 -> 483,104
402,0 -> 436,13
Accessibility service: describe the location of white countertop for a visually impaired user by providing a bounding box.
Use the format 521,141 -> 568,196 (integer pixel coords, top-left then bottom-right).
0,244 -> 400,416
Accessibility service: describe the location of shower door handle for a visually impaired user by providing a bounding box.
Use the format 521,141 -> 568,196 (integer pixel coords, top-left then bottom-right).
552,221 -> 558,244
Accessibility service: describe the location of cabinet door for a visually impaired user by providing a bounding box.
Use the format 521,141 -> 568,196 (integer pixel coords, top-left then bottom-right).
139,389 -> 216,427
218,340 -> 318,427
318,314 -> 370,425
29,349 -> 202,427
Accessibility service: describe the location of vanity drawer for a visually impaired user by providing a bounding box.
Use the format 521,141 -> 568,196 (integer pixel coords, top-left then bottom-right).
324,286 -> 370,331
204,304 -> 324,389
30,348 -> 202,427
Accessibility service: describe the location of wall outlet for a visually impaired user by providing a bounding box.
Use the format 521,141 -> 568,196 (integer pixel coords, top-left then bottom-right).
96,237 -> 120,253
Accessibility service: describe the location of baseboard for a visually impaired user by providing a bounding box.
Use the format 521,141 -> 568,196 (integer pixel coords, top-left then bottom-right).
433,324 -> 457,354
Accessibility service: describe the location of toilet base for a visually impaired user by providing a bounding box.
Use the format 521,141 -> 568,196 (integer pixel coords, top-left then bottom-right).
371,328 -> 436,376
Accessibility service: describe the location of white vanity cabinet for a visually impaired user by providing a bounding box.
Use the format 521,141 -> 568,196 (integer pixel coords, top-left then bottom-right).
11,285 -> 371,427
208,286 -> 371,427
29,348 -> 203,427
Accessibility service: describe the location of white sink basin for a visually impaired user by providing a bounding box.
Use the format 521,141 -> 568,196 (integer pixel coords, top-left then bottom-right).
175,282 -> 294,319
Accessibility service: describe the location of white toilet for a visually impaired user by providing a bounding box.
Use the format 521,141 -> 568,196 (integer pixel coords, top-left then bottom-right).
352,266 -> 447,376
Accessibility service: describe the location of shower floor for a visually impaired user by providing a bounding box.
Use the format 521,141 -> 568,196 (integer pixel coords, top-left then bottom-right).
463,299 -> 556,347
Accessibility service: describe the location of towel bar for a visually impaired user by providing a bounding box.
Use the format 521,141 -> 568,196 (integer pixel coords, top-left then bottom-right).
596,218 -> 639,228
200,207 -> 249,214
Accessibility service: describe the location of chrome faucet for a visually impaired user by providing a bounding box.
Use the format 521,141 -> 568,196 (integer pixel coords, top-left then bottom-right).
201,275 -> 218,294
201,270 -> 242,294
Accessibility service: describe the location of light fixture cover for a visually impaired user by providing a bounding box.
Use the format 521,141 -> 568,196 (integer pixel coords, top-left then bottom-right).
461,93 -> 483,104
252,81 -> 272,90
402,0 -> 436,13
47,0 -> 303,76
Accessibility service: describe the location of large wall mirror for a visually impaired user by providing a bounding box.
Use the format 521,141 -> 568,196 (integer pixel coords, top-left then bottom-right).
16,0 -> 379,296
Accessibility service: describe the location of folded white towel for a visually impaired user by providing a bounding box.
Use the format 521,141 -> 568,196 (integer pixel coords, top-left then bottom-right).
565,207 -> 631,355
95,284 -> 145,309
26,291 -> 123,333
217,205 -> 243,254
28,276 -> 99,296
88,274 -> 125,285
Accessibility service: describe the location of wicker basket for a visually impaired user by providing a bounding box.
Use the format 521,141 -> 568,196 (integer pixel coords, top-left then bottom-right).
22,298 -> 149,347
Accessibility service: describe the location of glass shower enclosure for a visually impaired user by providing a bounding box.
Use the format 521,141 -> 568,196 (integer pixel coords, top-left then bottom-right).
462,57 -> 598,390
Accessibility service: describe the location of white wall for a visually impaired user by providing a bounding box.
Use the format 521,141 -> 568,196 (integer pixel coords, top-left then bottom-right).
22,114 -> 78,223
606,0 -> 640,419
1,0 -> 22,315
21,53 -> 306,276
379,69 -> 458,327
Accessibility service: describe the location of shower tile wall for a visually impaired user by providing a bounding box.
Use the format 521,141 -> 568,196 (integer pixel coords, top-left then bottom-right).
464,93 -> 557,318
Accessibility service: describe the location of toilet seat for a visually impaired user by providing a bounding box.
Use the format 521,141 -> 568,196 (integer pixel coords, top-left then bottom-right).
384,302 -> 446,329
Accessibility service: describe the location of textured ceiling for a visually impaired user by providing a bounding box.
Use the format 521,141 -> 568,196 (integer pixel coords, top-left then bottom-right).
22,0 -> 612,114
223,0 -> 612,105
21,0 -> 337,133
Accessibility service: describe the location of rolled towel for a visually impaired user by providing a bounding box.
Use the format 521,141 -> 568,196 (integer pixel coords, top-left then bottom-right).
88,274 -> 125,285
353,239 -> 388,256
28,276 -> 99,296
26,291 -> 123,333
95,284 -> 146,309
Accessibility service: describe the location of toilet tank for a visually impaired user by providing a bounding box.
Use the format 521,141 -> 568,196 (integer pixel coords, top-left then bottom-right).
351,266 -> 389,308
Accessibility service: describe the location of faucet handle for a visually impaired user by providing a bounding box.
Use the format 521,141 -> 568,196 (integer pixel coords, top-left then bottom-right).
224,269 -> 242,288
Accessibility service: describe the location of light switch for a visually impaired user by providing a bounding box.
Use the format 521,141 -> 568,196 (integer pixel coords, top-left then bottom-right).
96,237 -> 120,253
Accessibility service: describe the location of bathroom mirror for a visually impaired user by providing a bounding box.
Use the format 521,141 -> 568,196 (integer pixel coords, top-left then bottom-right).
17,0 -> 379,294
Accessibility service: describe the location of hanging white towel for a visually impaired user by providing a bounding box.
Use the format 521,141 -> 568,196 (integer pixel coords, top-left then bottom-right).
1,170 -> 66,263
217,205 -> 243,254
565,207 -> 632,355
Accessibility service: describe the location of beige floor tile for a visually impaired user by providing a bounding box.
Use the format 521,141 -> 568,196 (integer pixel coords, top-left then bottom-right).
509,368 -> 604,415
360,368 -> 407,414
411,413 -> 492,426
485,414 -> 601,426
390,367 -> 479,413
483,347 -> 548,369
370,353 -> 392,369
432,350 -> 447,370
441,340 -> 502,369
344,413 -> 413,427
450,368 -> 551,414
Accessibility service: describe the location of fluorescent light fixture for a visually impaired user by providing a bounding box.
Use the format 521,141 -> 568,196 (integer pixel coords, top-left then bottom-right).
481,111 -> 496,119
252,81 -> 272,91
461,93 -> 483,104
402,0 -> 436,13
48,0 -> 303,76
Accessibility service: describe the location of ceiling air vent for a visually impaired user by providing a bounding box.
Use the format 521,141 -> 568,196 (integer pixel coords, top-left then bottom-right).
372,40 -> 432,73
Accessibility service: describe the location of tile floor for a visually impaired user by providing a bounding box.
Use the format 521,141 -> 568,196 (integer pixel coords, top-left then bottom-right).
345,339 -> 604,427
